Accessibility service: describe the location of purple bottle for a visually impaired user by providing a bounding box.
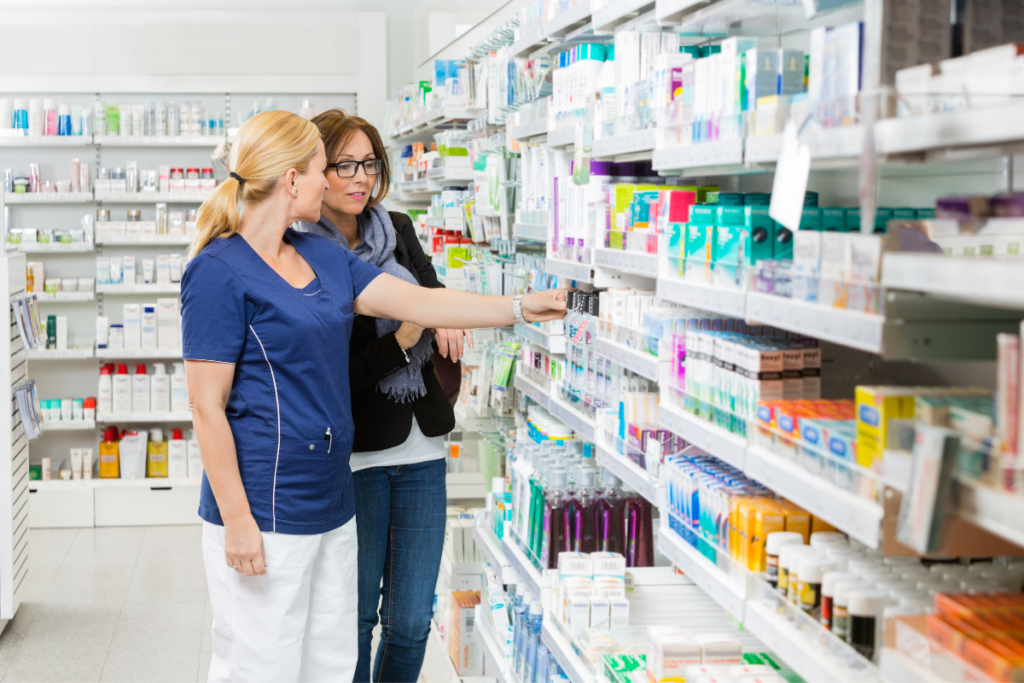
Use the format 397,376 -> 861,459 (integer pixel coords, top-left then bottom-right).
541,468 -> 569,570
596,470 -> 625,554
624,491 -> 655,567
566,467 -> 598,553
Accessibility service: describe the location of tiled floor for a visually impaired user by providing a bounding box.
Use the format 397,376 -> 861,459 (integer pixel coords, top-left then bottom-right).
0,526 -> 212,682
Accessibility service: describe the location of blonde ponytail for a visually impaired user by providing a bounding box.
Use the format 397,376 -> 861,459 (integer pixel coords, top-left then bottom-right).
188,110 -> 322,258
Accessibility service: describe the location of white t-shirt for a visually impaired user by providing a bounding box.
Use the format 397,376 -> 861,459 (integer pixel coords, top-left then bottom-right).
348,416 -> 446,473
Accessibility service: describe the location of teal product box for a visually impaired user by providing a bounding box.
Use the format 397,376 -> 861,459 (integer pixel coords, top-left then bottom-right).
845,207 -> 861,232
700,45 -> 721,57
916,208 -> 936,219
743,207 -> 775,265
874,208 -> 892,233
804,191 -> 819,207
822,208 -> 846,231
685,223 -> 710,263
718,192 -> 745,206
779,50 -> 806,96
891,208 -> 916,221
745,192 -> 771,206
744,49 -> 779,111
633,191 -> 661,227
716,206 -> 746,227
691,205 -> 716,225
800,207 -> 822,231
773,221 -> 794,260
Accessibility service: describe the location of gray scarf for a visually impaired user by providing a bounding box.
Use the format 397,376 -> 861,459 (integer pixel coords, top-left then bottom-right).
293,206 -> 433,402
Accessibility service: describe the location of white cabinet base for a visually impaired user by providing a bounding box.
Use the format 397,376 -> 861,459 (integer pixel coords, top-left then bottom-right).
29,487 -> 95,528
95,485 -> 201,527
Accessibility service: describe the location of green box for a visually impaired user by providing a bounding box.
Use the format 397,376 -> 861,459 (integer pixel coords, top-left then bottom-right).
874,208 -> 893,234
916,207 -> 936,219
716,205 -> 746,227
744,207 -> 775,264
845,207 -> 861,232
800,207 -> 822,231
822,208 -> 846,232
773,221 -> 794,260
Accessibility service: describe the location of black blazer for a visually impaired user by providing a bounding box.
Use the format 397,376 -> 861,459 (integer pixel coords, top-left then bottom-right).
349,211 -> 456,452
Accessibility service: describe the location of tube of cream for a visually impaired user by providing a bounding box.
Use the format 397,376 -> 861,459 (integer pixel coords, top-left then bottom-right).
142,259 -> 155,284
96,316 -> 109,349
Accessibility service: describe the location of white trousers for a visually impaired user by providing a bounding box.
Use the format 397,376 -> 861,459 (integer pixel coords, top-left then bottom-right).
202,519 -> 358,683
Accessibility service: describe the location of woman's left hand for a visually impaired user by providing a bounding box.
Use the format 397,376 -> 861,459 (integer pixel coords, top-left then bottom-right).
522,289 -> 568,323
434,328 -> 474,362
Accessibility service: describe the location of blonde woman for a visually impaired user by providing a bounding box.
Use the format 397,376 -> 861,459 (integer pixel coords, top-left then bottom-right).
182,110 -> 565,682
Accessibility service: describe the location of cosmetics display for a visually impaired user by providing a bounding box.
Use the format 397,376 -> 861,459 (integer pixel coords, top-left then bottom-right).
95,254 -> 186,286
0,97 -> 222,137
92,425 -> 200,480
3,158 -> 89,194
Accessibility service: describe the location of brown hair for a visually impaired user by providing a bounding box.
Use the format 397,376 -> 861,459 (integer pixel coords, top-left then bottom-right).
189,110 -> 320,258
310,109 -> 390,210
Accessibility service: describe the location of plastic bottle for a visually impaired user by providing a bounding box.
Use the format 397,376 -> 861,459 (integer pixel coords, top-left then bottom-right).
98,427 -> 119,478
131,363 -> 149,413
513,594 -> 530,679
97,364 -> 113,415
171,362 -> 189,413
596,470 -> 626,554
141,306 -> 157,349
42,98 -> 56,136
112,364 -> 131,413
146,427 -> 168,477
624,491 -> 655,568
168,428 -> 188,479
297,99 -> 315,120
151,363 -> 170,413
541,469 -> 568,569
187,429 -> 202,478
568,467 -> 598,553
524,597 -> 543,683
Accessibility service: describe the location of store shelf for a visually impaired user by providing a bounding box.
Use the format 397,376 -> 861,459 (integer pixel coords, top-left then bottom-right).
593,338 -> 661,383
879,648 -> 933,683
544,3 -> 591,39
744,599 -> 875,683
876,101 -> 1024,157
510,119 -> 548,141
592,0 -> 656,32
652,139 -> 744,174
882,253 -> 1024,310
96,283 -> 180,295
95,348 -> 182,360
512,222 -> 547,242
27,348 -> 94,360
593,249 -> 658,278
514,323 -> 565,354
951,476 -> 1024,549
96,412 -> 192,423
475,605 -> 509,683
548,395 -> 596,441
744,126 -> 864,166
546,127 -> 575,149
511,24 -> 548,58
473,515 -> 516,585
657,403 -> 747,470
655,0 -> 710,23
543,257 -> 592,283
30,476 -> 201,489
0,135 -> 92,146
399,179 -> 429,193
745,292 -> 885,355
657,523 -> 746,620
514,374 -> 551,410
656,277 -> 746,318
594,440 -> 657,505
96,235 -> 193,246
591,128 -> 656,161
93,135 -> 222,147
427,166 -> 475,183
40,420 -> 96,432
94,191 -> 212,203
35,291 -> 94,303
501,534 -> 544,600
423,621 -> 493,683
454,404 -> 495,432
10,242 -> 94,253
446,472 -> 487,499
388,105 -> 484,146
541,618 -> 593,683
3,192 -> 93,204
744,445 -> 884,548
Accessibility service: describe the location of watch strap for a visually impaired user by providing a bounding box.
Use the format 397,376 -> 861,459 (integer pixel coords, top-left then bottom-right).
513,295 -> 527,324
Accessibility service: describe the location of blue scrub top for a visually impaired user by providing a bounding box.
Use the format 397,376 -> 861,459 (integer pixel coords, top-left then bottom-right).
180,228 -> 383,535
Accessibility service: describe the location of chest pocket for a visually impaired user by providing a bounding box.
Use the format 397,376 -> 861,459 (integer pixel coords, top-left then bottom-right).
339,302 -> 354,317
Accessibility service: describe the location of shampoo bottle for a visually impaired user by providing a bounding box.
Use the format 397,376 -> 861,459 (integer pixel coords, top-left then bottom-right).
146,427 -> 168,478
97,363 -> 113,415
112,364 -> 131,413
596,470 -> 626,554
131,364 -> 149,413
98,427 -> 119,478
167,428 -> 187,479
170,362 -> 188,413
187,429 -> 202,478
150,363 -> 170,414
540,468 -> 568,569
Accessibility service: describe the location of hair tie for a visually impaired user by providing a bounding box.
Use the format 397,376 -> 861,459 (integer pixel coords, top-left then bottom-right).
229,171 -> 246,185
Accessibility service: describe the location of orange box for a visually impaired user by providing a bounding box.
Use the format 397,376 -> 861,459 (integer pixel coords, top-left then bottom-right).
776,499 -> 811,543
450,591 -> 482,676
747,501 -> 786,572
811,516 -> 837,535
963,636 -> 1024,682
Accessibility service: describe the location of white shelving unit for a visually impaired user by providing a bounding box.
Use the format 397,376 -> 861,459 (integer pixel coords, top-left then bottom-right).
27,348 -> 94,360
657,522 -> 746,620
94,191 -> 212,203
512,223 -> 547,242
657,403 -> 747,470
513,374 -> 551,410
36,291 -> 94,303
500,534 -> 544,601
11,242 -> 94,253
594,440 -> 657,505
543,257 -> 592,283
96,235 -> 193,246
540,619 -> 593,683
93,135 -> 223,147
41,420 -> 97,432
95,412 -> 193,423
475,605 -> 509,683
514,323 -> 566,355
96,283 -> 181,295
95,348 -> 182,360
592,338 -> 661,383
593,248 -> 658,279
0,135 -> 92,147
547,395 -> 596,442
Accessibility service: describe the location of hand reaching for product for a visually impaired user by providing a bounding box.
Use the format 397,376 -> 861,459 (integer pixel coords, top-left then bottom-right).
224,512 -> 267,577
434,328 -> 474,362
522,289 -> 568,323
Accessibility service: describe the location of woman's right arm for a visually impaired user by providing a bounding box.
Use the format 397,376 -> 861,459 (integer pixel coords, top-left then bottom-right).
348,323 -> 424,394
186,359 -> 267,577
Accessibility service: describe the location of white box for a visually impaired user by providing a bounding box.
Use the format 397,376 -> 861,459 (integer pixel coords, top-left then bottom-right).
157,298 -> 180,350
566,596 -> 591,641
55,316 -> 68,350
588,596 -> 610,630
123,304 -> 141,349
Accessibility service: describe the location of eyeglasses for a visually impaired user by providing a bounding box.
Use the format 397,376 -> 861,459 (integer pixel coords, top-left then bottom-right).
329,159 -> 384,179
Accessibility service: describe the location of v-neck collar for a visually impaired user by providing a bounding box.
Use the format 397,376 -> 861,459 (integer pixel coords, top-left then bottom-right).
234,228 -> 320,294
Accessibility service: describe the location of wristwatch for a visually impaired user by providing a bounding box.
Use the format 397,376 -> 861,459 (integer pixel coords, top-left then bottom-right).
513,295 -> 527,324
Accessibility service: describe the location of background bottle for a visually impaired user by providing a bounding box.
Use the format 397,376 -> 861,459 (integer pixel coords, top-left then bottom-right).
98,427 -> 119,478
187,430 -> 202,478
97,364 -> 113,414
151,363 -> 170,413
541,468 -> 568,569
146,428 -> 167,478
167,429 -> 187,479
597,470 -> 626,553
170,362 -> 188,413
112,364 -> 131,413
131,364 -> 149,413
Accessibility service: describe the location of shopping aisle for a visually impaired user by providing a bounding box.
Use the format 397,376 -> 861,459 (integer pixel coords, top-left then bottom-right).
0,526 -> 211,682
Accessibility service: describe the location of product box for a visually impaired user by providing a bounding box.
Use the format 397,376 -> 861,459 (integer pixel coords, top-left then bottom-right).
856,386 -> 917,471
647,626 -> 701,683
697,633 -> 743,665
449,591 -> 482,676
566,596 -> 591,640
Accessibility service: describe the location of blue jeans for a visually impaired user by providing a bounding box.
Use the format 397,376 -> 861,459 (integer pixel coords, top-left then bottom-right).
353,458 -> 447,683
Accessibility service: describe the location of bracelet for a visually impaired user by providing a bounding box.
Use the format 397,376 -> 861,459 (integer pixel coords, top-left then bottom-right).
512,295 -> 527,324
397,340 -> 410,363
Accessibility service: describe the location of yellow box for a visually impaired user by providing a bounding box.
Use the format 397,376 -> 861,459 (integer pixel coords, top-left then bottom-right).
748,501 -> 786,573
855,386 -> 917,471
776,499 -> 811,544
811,516 -> 837,535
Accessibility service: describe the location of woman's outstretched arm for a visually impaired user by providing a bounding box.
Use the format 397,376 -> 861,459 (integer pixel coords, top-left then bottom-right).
354,274 -> 566,329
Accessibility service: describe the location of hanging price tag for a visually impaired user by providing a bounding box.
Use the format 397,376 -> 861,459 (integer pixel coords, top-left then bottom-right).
769,121 -> 811,232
